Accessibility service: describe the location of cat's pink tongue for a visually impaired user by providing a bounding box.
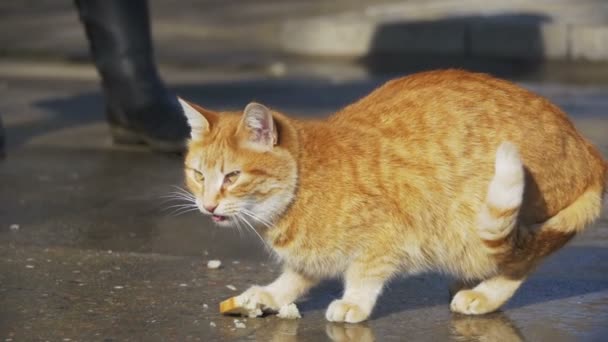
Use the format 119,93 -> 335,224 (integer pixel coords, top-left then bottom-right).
212,215 -> 227,222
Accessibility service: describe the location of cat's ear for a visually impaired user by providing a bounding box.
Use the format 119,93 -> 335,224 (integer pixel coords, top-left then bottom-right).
178,97 -> 217,140
237,102 -> 277,152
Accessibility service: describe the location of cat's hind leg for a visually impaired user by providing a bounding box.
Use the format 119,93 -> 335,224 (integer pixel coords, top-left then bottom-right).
450,274 -> 525,315
448,279 -> 479,298
477,142 -> 525,253
451,143 -> 526,315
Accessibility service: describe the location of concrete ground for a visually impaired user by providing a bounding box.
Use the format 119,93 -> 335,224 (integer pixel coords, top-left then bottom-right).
1,60 -> 608,341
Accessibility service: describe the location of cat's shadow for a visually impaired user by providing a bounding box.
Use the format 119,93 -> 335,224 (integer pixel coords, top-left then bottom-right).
296,245 -> 608,320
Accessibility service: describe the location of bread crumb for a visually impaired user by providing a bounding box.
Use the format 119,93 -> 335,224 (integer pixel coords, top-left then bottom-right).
220,294 -> 264,317
209,321 -> 216,327
277,303 -> 301,319
226,284 -> 237,291
234,319 -> 246,329
207,260 -> 221,269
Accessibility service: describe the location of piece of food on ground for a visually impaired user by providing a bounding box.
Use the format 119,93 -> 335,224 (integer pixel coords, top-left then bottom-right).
207,260 -> 221,269
220,294 -> 264,318
220,294 -> 301,319
234,319 -> 247,329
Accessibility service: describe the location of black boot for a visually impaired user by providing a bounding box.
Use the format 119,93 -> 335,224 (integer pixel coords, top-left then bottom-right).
75,0 -> 188,152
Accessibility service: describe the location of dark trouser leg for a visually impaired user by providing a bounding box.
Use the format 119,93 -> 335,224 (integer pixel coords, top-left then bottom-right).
75,0 -> 187,152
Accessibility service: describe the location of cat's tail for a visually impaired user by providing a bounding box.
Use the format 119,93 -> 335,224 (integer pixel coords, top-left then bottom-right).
481,144 -> 606,263
477,142 -> 525,253
520,185 -> 603,259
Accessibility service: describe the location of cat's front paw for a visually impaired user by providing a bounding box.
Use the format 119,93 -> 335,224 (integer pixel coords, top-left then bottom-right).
450,290 -> 493,315
325,299 -> 370,323
240,285 -> 280,311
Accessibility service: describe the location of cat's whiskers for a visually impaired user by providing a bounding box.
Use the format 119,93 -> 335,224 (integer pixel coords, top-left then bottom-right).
159,194 -> 195,205
170,207 -> 200,217
236,214 -> 271,252
241,209 -> 275,230
161,186 -> 195,199
160,190 -> 195,198
162,202 -> 197,210
232,213 -> 247,239
241,200 -> 283,225
160,186 -> 199,216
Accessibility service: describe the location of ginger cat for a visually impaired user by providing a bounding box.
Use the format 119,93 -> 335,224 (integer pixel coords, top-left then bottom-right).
179,69 -> 607,323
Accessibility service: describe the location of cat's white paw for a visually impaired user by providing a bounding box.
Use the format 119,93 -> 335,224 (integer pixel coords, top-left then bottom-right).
325,299 -> 370,323
450,290 -> 492,315
240,285 -> 280,311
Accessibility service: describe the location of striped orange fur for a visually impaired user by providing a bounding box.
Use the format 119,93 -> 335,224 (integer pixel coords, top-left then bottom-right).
180,69 -> 607,322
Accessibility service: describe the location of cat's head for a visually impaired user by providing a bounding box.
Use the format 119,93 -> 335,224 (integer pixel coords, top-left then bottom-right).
179,98 -> 298,228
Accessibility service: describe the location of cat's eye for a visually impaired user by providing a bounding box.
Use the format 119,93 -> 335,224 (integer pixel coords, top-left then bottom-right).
224,171 -> 241,185
193,170 -> 204,182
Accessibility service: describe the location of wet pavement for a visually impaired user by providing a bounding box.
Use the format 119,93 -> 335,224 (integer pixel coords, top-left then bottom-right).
1,65 -> 608,341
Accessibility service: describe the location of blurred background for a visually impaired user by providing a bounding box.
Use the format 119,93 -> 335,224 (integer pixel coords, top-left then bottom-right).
3,0 -> 608,79
0,1 -> 607,341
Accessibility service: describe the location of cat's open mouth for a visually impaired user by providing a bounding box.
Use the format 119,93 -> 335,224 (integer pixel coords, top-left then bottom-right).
212,214 -> 228,222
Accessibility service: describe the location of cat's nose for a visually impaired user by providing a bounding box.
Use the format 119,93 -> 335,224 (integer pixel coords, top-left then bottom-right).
204,204 -> 218,213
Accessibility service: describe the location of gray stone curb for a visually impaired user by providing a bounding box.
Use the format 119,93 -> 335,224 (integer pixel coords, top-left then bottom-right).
280,15 -> 608,62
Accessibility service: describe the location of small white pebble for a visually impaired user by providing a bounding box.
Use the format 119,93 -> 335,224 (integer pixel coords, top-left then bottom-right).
113,285 -> 124,289
226,285 -> 237,291
26,258 -> 34,262
209,322 -> 216,327
203,304 -> 209,309
179,283 -> 188,287
268,61 -> 287,77
232,260 -> 240,265
235,322 -> 246,329
9,224 -> 19,231
207,260 -> 222,269
25,265 -> 34,269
